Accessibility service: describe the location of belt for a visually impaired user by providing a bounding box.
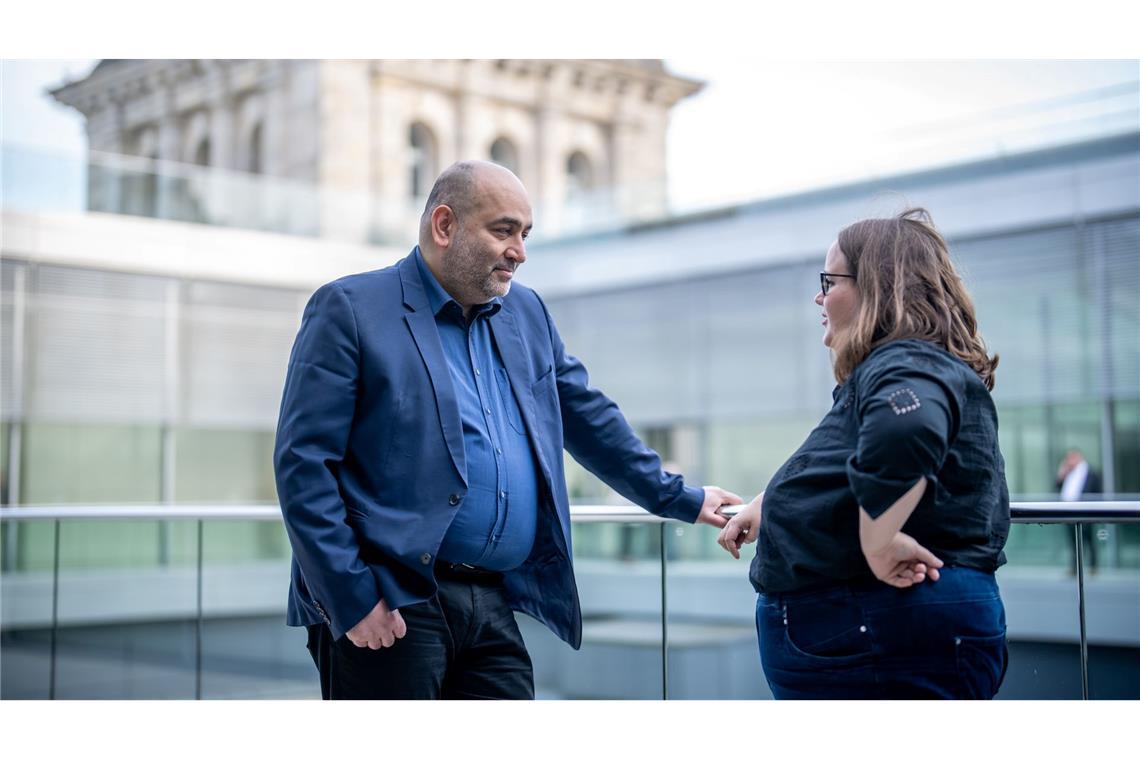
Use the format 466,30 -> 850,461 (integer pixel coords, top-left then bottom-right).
434,561 -> 504,584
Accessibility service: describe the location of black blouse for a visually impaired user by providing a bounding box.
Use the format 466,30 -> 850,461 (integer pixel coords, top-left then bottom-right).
749,339 -> 1010,594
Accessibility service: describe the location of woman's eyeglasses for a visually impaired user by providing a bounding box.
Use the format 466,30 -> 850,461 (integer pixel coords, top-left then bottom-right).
819,272 -> 856,296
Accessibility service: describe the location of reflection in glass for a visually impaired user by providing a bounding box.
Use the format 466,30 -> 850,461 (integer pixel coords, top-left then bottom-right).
664,522 -> 768,699
199,520 -> 313,699
51,519 -> 197,699
0,519 -> 56,698
518,521 -> 664,699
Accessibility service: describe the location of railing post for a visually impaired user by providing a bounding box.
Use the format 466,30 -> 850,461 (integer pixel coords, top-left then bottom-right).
195,519 -> 204,700
1075,524 -> 1089,700
49,519 -> 60,700
660,521 -> 668,701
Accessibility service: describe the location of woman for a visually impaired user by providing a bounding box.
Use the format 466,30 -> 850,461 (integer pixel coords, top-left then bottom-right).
718,208 -> 1010,699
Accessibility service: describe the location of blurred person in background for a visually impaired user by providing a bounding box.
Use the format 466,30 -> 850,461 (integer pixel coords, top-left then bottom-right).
1056,448 -> 1103,574
275,160 -> 740,699
717,208 -> 1010,699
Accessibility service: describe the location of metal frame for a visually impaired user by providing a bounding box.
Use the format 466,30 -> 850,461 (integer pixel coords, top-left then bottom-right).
3,500 -> 1137,701
3,501 -> 1138,523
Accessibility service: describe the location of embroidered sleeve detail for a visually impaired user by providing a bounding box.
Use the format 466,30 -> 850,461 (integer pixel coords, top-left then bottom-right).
887,388 -> 921,415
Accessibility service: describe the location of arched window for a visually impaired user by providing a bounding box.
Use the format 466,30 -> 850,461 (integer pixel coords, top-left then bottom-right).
409,122 -> 438,199
247,123 -> 263,174
192,138 -> 211,167
566,151 -> 594,197
489,137 -> 519,175
125,127 -> 159,217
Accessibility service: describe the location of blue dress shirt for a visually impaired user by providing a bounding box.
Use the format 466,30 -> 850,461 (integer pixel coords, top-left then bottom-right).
414,248 -> 539,571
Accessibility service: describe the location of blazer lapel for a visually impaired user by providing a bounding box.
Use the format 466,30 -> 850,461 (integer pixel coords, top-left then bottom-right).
489,307 -> 554,484
399,257 -> 467,485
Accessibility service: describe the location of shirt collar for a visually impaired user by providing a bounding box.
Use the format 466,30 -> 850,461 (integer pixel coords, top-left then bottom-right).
413,246 -> 503,319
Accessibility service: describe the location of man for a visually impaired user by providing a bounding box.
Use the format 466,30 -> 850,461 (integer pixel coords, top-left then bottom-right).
274,160 -> 740,699
1056,448 -> 1103,573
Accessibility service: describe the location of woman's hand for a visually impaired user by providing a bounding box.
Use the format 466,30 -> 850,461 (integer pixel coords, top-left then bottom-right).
863,531 -> 943,588
717,492 -> 763,559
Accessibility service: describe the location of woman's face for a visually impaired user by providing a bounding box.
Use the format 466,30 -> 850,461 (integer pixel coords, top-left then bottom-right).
815,241 -> 859,348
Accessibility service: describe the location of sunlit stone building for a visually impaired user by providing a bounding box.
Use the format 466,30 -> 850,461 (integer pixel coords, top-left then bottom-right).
50,59 -> 702,241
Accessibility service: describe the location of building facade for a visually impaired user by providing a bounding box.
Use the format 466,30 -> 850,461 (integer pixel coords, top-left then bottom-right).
50,59 -> 702,242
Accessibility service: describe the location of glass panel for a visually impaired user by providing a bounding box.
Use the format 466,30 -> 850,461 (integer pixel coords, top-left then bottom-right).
995,523 -> 1082,699
705,417 -> 817,504
518,521 -> 664,699
21,423 -> 162,504
52,519 -> 198,699
199,519 -> 314,699
1083,521 -> 1140,699
997,404 -> 1051,497
663,522 -> 768,699
0,519 -> 56,699
1,421 -> 9,505
1114,399 -> 1140,497
174,429 -> 277,503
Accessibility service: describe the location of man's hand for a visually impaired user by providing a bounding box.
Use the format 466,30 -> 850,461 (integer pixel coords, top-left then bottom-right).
697,486 -> 743,529
863,531 -> 943,588
717,491 -> 762,559
345,599 -> 407,650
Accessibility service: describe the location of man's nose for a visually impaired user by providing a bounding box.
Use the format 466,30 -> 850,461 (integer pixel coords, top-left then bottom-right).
507,237 -> 527,263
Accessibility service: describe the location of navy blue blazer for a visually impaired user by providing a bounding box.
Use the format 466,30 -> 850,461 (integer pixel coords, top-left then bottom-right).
274,252 -> 703,649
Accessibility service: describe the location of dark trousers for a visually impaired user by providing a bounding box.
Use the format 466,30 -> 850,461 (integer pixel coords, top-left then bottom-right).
305,574 -> 534,700
757,567 -> 1008,699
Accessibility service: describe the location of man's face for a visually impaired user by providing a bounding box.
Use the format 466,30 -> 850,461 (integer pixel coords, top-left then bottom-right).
444,172 -> 533,305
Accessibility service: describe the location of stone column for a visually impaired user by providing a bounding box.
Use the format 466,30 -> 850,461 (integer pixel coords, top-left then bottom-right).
534,100 -> 563,235
205,63 -> 235,224
85,95 -> 125,214
155,81 -> 183,221
317,59 -> 372,242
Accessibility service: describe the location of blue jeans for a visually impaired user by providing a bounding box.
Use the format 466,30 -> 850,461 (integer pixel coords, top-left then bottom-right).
756,567 -> 1008,699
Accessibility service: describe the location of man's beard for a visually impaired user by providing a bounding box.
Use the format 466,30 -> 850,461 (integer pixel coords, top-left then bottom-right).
448,231 -> 512,301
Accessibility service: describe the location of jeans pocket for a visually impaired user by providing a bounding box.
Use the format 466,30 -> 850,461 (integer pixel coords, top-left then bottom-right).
783,598 -> 873,664
954,630 -> 1007,699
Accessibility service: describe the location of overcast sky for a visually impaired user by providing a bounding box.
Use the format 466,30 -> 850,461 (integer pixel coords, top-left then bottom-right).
2,58 -> 1137,211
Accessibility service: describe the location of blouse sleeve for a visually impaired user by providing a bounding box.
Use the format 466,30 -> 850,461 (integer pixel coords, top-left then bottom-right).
845,354 -> 963,519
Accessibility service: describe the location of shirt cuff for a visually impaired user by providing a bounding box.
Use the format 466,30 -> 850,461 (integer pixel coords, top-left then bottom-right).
846,455 -> 930,520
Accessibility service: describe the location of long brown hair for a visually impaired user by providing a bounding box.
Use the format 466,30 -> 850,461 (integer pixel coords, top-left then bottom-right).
831,207 -> 999,390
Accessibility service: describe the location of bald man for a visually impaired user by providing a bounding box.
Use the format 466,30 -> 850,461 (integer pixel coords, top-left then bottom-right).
275,161 -> 740,699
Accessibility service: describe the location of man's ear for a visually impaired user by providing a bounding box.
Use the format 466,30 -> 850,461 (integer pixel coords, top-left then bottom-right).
431,205 -> 456,248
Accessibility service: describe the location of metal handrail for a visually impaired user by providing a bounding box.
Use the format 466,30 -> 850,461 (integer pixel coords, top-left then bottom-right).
1,501 -> 1139,522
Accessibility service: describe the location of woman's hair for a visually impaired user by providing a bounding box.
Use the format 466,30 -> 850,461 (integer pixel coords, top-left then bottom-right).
831,207 -> 999,390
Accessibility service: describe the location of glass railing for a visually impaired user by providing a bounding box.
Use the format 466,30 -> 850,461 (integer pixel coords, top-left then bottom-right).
1,502 -> 1137,699
1,143 -> 665,247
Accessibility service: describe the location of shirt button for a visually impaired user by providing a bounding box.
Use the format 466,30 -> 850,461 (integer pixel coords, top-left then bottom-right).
496,448 -> 502,455
475,369 -> 480,376
485,407 -> 491,414
500,491 -> 507,499
420,553 -> 432,565
449,493 -> 461,506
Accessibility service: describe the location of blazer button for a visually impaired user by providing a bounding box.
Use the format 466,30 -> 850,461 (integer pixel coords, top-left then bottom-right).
449,494 -> 461,506
420,553 -> 432,565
